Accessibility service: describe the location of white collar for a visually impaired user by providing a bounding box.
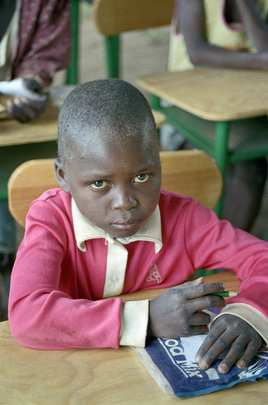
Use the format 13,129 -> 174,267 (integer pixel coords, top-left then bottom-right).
72,199 -> 163,254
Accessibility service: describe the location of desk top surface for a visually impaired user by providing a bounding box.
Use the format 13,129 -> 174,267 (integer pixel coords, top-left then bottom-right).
137,67 -> 268,121
0,87 -> 166,148
1,271 -> 268,404
0,86 -> 75,147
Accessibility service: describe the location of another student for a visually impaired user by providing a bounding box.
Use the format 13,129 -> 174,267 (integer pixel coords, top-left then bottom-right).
169,0 -> 268,72
9,79 -> 268,374
167,0 -> 268,232
0,0 -> 71,122
0,0 -> 71,319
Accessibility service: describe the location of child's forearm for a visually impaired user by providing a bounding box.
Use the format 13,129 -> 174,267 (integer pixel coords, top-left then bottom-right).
234,0 -> 268,51
187,42 -> 268,70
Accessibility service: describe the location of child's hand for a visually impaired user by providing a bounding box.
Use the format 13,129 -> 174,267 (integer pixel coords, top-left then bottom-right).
5,79 -> 47,122
195,314 -> 263,373
148,278 -> 226,338
6,94 -> 47,122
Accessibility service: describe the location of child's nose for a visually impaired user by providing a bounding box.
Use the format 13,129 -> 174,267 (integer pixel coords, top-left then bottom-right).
111,187 -> 137,210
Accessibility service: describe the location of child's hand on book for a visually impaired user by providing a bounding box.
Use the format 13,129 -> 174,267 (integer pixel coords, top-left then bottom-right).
147,278 -> 226,338
195,314 -> 263,374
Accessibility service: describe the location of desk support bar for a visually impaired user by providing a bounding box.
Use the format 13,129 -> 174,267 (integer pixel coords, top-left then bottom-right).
105,35 -> 120,78
214,121 -> 230,217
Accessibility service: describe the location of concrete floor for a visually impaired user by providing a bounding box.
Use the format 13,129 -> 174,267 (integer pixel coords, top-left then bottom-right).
54,3 -> 268,239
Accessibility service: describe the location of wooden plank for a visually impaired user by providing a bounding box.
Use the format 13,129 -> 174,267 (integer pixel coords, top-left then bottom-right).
93,0 -> 174,36
138,68 -> 268,121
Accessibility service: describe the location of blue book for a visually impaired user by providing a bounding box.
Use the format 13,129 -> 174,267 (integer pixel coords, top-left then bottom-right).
133,331 -> 268,397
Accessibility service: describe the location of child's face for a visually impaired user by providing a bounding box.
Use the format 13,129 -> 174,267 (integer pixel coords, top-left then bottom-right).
59,136 -> 161,238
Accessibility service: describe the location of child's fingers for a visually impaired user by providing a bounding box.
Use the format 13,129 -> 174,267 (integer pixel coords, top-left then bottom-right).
190,295 -> 226,313
6,99 -> 28,122
191,310 -> 211,326
167,281 -> 227,313
195,321 -> 226,368
175,277 -> 204,288
7,96 -> 47,122
171,281 -> 225,299
217,335 -> 252,374
188,325 -> 208,336
196,315 -> 262,373
236,337 -> 263,370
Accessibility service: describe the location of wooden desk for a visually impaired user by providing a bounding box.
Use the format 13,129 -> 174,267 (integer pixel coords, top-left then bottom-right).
1,271 -> 267,404
137,68 -> 268,121
0,86 -> 75,147
0,86 -> 76,201
0,86 -> 165,147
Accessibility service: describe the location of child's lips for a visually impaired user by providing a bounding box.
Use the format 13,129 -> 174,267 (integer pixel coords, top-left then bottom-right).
111,218 -> 141,230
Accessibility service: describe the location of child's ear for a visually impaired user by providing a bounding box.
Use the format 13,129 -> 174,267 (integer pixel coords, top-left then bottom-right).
54,158 -> 70,193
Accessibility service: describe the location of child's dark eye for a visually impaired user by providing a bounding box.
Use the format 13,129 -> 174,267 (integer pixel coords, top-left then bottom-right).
88,180 -> 108,190
133,174 -> 151,183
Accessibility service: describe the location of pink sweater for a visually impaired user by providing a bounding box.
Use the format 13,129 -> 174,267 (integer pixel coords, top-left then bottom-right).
9,189 -> 268,349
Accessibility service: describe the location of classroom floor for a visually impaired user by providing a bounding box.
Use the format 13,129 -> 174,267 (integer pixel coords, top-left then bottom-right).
54,3 -> 268,239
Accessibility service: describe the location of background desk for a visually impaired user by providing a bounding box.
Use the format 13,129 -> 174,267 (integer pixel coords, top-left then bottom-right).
138,67 -> 268,216
0,87 -> 75,201
1,271 -> 267,404
0,87 -> 75,147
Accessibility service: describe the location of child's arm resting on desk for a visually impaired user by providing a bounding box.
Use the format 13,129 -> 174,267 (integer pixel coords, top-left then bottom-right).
196,295 -> 268,374
148,278 -> 264,374
8,194 -> 124,350
195,314 -> 263,374
148,278 -> 226,337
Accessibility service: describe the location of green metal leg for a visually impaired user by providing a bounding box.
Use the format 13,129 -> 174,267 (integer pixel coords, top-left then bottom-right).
105,35 -> 120,78
66,0 -> 79,84
150,93 -> 230,220
150,94 -> 161,110
213,121 -> 230,218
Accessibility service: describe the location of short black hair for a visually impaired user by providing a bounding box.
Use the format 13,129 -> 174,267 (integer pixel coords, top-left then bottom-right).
57,79 -> 158,166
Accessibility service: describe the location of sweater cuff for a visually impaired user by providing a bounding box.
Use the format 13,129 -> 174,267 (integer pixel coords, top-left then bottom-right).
212,303 -> 268,346
119,300 -> 149,347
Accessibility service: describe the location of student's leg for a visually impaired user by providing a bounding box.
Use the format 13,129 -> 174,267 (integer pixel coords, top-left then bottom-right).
222,158 -> 267,232
179,138 -> 267,232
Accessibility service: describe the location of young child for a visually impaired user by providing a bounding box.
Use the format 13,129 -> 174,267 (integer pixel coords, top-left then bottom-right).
8,79 -> 268,375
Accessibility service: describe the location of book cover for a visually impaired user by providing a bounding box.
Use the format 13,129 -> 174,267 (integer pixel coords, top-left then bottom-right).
133,330 -> 268,397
